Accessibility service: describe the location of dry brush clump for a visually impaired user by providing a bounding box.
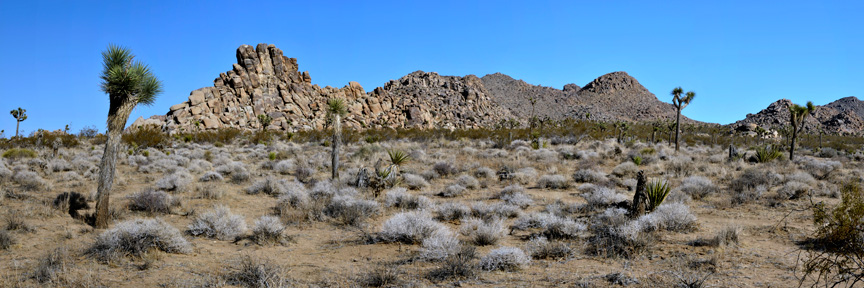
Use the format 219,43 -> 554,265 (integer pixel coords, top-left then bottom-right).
187,205 -> 247,241
89,218 -> 192,263
222,256 -> 291,288
378,211 -> 446,244
384,188 -> 432,211
479,246 -> 530,271
127,188 -> 180,214
251,215 -> 289,245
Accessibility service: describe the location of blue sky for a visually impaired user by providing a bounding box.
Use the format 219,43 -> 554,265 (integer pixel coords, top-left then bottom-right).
0,0 -> 861,135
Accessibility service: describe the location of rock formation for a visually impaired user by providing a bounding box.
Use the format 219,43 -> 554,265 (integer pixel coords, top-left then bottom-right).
732,97 -> 864,135
137,44 -> 512,133
138,44 -> 708,133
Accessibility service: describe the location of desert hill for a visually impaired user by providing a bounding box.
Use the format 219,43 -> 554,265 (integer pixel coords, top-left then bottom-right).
732,97 -> 864,135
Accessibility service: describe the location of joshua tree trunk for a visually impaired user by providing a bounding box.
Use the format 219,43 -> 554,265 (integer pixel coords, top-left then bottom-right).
790,125 -> 798,161
629,171 -> 647,218
93,101 -> 134,228
14,120 -> 19,138
675,108 -> 682,151
651,131 -> 656,144
331,114 -> 341,180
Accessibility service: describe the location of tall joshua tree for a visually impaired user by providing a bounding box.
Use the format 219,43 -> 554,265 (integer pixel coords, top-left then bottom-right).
327,98 -> 347,180
93,45 -> 162,228
9,107 -> 27,138
788,101 -> 815,161
671,87 -> 695,151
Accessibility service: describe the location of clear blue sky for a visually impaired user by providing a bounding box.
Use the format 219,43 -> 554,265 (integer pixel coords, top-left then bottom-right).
1,0 -> 861,136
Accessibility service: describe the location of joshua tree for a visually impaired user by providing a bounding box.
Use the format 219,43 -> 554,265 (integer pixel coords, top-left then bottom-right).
788,101 -> 815,161
257,114 -> 272,131
9,107 -> 27,138
614,121 -> 629,143
93,44 -> 162,228
650,121 -> 662,144
671,87 -> 695,151
327,98 -> 347,180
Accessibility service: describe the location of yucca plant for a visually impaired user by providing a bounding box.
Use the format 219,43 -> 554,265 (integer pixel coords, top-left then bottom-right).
671,87 -> 696,151
646,179 -> 671,212
388,150 -> 410,166
93,44 -> 162,228
755,145 -> 782,163
327,98 -> 347,180
788,101 -> 815,161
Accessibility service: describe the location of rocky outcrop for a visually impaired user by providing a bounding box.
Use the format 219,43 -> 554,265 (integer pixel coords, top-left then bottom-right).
147,43 -> 511,133
575,72 -> 695,123
732,97 -> 864,135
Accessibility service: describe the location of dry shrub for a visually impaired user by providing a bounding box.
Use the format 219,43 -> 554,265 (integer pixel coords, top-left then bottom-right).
187,205 -> 247,241
89,218 -> 191,262
128,188 -> 178,214
426,246 -> 477,281
379,212 -> 445,244
0,229 -> 13,250
223,256 -> 290,288
525,236 -> 572,259
32,247 -> 69,283
479,247 -> 530,271
122,125 -> 168,150
799,183 -> 864,287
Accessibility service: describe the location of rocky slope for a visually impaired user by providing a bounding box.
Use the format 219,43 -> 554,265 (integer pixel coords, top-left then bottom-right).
480,73 -> 578,120
732,97 -> 864,135
482,71 -> 697,124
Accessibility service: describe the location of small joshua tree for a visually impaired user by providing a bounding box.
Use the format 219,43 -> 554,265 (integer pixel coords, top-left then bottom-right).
9,107 -> 27,138
257,114 -> 272,131
671,87 -> 695,151
327,98 -> 347,180
788,101 -> 815,161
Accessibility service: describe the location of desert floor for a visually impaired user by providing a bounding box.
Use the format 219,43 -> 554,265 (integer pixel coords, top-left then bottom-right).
0,137 -> 855,287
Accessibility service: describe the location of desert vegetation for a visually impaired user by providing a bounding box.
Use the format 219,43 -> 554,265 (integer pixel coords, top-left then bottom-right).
0,121 -> 863,287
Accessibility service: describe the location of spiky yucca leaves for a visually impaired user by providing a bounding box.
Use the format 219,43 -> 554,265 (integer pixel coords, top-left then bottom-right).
93,44 -> 162,228
388,149 -> 410,172
788,101 -> 815,161
646,179 -> 671,212
327,98 -> 347,180
755,145 -> 783,163
671,87 -> 695,151
9,107 -> 27,138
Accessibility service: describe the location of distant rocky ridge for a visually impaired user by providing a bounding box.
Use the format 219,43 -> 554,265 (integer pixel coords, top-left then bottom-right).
140,43 -> 862,135
481,71 -> 699,124
732,97 -> 864,135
